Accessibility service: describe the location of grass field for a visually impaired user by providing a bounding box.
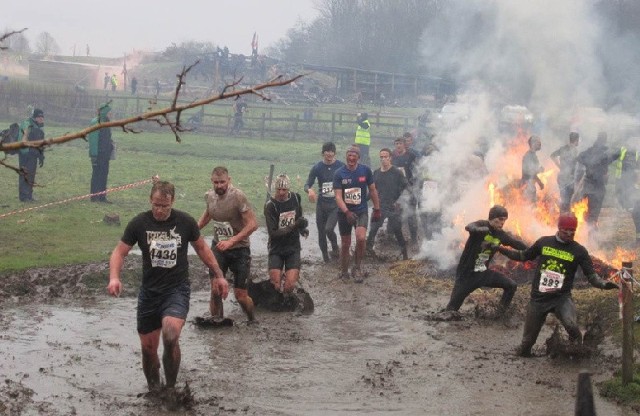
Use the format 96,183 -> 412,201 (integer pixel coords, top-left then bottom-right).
0,123 -> 334,271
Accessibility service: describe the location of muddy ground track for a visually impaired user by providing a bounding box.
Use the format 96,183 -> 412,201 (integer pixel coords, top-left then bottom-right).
0,243 -> 637,415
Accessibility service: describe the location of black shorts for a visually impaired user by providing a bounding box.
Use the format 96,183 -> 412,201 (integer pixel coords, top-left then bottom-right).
337,210 -> 369,236
137,283 -> 190,334
211,246 -> 252,289
268,249 -> 301,271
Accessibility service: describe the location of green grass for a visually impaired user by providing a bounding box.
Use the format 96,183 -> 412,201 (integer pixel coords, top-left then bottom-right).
0,125 -> 330,271
599,368 -> 640,408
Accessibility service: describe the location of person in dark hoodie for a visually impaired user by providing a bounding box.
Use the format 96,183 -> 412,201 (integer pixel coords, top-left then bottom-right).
575,131 -> 620,227
18,108 -> 45,202
444,205 -> 527,315
88,103 -> 114,203
496,213 -> 618,356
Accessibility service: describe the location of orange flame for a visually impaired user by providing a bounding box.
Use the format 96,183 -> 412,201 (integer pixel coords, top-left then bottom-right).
488,183 -> 495,207
571,198 -> 588,223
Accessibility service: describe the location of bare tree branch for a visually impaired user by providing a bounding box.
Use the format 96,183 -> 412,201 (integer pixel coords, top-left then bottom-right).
0,28 -> 27,50
0,69 -> 305,156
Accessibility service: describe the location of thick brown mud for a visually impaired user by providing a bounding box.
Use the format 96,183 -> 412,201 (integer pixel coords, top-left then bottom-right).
0,228 -> 637,415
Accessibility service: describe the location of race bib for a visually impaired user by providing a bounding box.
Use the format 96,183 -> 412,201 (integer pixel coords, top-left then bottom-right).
344,187 -> 362,205
149,239 -> 177,268
279,210 -> 296,228
473,252 -> 490,272
538,270 -> 565,293
321,182 -> 335,198
212,220 -> 234,241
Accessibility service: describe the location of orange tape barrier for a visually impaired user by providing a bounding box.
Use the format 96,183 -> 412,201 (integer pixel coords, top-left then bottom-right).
0,176 -> 156,219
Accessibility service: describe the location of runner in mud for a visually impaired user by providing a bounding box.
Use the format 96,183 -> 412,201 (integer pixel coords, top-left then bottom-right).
521,135 -> 544,204
550,132 -> 580,212
304,142 -> 344,263
496,213 -> 619,357
198,166 -> 259,322
264,174 -> 309,295
334,145 -> 381,282
444,205 -> 527,316
392,136 -> 419,244
107,180 -> 229,391
366,147 -> 409,260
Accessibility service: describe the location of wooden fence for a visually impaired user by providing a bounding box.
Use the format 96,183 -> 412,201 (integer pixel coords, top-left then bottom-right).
0,90 -> 428,144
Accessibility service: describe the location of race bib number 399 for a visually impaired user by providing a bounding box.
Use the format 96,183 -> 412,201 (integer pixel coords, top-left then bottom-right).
344,187 -> 362,205
538,270 -> 564,293
149,240 -> 177,268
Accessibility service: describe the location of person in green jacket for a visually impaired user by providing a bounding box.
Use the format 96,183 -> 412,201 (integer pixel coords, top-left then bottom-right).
88,103 -> 114,203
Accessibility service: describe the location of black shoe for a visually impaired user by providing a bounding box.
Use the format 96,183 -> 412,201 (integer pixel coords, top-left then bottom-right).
322,252 -> 330,263
401,248 -> 408,260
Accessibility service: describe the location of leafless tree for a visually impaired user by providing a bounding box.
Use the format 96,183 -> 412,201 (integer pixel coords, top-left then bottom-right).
0,63 -> 304,177
34,31 -> 60,56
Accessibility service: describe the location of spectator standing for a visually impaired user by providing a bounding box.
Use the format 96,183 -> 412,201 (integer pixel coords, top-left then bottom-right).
131,76 -> 138,95
18,108 -> 45,202
88,103 -> 114,203
354,112 -> 371,167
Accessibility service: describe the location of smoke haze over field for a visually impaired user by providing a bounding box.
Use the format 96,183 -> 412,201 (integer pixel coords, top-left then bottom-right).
415,0 -> 636,269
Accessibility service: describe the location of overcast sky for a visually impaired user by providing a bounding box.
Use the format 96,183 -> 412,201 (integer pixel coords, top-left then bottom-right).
5,0 -> 319,57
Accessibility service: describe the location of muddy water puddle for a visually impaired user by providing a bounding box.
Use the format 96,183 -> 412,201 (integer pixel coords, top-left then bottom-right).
0,253 -> 637,414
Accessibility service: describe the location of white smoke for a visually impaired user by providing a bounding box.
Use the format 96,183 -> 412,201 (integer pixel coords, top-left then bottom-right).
414,0 -> 630,269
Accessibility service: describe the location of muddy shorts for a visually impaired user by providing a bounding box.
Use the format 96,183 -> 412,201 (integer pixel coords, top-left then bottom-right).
137,282 -> 191,334
211,246 -> 252,289
337,210 -> 368,236
268,249 -> 301,271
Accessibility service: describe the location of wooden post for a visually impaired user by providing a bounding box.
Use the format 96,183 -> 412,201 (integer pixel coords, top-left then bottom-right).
621,261 -> 634,385
575,371 -> 595,416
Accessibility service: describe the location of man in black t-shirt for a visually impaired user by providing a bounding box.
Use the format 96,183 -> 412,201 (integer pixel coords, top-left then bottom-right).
498,213 -> 618,357
445,205 -> 527,315
264,174 -> 309,294
108,180 -> 229,391
367,148 -> 409,260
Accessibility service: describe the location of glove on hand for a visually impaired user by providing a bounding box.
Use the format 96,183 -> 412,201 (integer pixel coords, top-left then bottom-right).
300,228 -> 309,238
38,157 -> 44,168
345,211 -> 358,225
295,217 -> 309,230
371,208 -> 382,223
